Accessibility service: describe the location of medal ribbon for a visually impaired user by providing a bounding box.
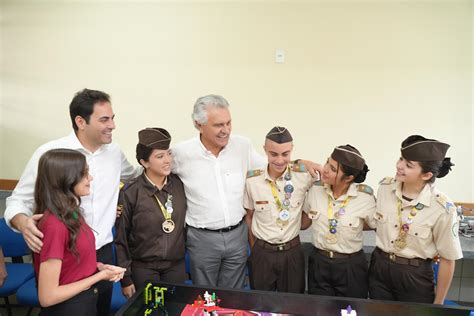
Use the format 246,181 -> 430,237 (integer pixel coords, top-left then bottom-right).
327,194 -> 352,234
268,182 -> 283,210
153,194 -> 172,220
395,199 -> 422,243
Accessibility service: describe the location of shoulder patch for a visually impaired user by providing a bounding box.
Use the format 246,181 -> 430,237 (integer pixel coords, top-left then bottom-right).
313,179 -> 323,186
435,193 -> 456,214
290,163 -> 307,173
357,184 -> 374,195
121,178 -> 137,191
379,177 -> 395,185
246,169 -> 263,178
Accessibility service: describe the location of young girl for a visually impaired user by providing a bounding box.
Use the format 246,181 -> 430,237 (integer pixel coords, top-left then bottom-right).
33,148 -> 125,315
369,135 -> 462,304
115,128 -> 187,299
302,144 -> 376,298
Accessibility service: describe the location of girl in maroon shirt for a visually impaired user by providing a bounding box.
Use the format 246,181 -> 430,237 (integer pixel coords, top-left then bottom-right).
33,149 -> 125,316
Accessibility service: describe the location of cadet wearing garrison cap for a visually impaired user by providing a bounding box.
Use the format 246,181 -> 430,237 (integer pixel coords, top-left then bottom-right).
115,127 -> 188,299
369,135 -> 462,304
243,126 -> 314,293
302,144 -> 375,298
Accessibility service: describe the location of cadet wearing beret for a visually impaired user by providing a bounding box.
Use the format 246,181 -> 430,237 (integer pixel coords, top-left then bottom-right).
115,128 -> 187,299
244,126 -> 314,293
369,135 -> 462,304
301,145 -> 376,298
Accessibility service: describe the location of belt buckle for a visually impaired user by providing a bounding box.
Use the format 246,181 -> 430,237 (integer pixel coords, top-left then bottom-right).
277,243 -> 286,251
389,253 -> 396,262
328,251 -> 334,258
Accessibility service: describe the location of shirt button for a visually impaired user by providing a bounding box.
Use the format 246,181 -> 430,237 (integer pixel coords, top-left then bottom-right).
391,241 -> 394,244
394,224 -> 398,228
93,288 -> 98,294
349,223 -> 352,226
415,232 -> 418,236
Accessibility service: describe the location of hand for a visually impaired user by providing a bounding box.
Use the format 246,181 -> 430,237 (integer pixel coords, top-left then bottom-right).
116,205 -> 123,218
97,263 -> 126,282
14,214 -> 44,253
299,160 -> 322,179
122,284 -> 136,299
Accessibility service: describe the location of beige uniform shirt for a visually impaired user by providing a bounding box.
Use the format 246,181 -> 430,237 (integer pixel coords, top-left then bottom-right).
244,163 -> 313,244
302,182 -> 376,253
375,177 -> 463,260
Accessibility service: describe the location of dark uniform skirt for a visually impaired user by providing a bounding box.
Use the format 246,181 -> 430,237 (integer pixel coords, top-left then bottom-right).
368,247 -> 434,303
40,286 -> 98,316
308,247 -> 368,298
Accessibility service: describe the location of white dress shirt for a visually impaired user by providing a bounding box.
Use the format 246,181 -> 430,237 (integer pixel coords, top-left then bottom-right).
172,135 -> 265,230
5,132 -> 141,249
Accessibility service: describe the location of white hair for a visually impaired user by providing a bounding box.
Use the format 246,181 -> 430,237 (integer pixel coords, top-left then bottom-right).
192,94 -> 230,129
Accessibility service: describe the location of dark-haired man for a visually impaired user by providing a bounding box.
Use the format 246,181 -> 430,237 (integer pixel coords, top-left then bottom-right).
5,88 -> 141,315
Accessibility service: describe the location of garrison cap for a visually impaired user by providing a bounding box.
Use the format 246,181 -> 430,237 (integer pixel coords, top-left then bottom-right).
401,135 -> 450,162
138,128 -> 171,150
266,126 -> 293,144
331,144 -> 365,171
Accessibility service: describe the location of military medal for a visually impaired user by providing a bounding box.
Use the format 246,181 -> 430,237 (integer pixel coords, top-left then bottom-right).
394,200 -> 424,250
162,219 -> 175,233
153,190 -> 175,234
269,166 -> 293,227
326,194 -> 352,244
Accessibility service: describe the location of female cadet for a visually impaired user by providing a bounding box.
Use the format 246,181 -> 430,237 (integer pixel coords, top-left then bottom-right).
369,135 -> 462,304
302,145 -> 376,298
115,128 -> 187,299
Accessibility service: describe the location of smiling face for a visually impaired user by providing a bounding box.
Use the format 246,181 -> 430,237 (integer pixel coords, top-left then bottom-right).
75,101 -> 116,152
197,107 -> 232,154
264,139 -> 293,178
73,167 -> 93,197
321,157 -> 345,186
395,157 -> 433,184
141,148 -> 173,178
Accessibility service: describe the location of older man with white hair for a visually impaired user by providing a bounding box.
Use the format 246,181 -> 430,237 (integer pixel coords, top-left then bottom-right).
172,95 -> 266,288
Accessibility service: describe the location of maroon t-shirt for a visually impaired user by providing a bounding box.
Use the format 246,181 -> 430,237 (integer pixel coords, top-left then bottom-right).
34,212 -> 97,285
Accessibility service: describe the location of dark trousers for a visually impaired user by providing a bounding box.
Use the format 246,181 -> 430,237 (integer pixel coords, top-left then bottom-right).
247,238 -> 305,293
368,248 -> 435,303
307,248 -> 368,298
96,243 -> 113,316
131,259 -> 187,286
40,286 -> 98,316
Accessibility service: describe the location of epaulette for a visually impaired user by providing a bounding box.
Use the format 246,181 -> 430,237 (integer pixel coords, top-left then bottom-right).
357,184 -> 374,195
290,163 -> 307,173
435,192 -> 456,214
379,177 -> 395,185
313,179 -> 323,186
246,169 -> 263,178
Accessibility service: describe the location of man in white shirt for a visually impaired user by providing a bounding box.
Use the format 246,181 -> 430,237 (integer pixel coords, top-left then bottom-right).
172,94 -> 266,288
4,88 -> 141,315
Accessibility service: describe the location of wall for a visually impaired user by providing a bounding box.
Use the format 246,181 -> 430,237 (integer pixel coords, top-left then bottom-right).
0,0 -> 472,201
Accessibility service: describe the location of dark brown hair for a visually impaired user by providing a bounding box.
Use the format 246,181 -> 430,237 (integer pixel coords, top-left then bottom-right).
69,88 -> 110,131
34,149 -> 88,257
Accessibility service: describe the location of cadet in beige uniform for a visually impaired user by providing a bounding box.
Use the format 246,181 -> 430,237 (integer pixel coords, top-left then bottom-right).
302,145 -> 375,298
369,135 -> 462,304
244,127 -> 313,293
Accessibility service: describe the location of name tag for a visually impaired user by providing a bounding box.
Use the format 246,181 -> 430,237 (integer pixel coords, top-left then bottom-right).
256,200 -> 269,205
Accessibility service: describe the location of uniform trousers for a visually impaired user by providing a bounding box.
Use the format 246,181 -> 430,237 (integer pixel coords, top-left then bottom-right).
307,247 -> 368,298
247,236 -> 305,293
186,222 -> 248,288
368,247 -> 434,303
40,286 -> 98,316
96,242 -> 113,315
131,259 -> 187,286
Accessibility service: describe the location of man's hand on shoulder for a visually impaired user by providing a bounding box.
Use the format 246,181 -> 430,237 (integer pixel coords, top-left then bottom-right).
12,213 -> 44,253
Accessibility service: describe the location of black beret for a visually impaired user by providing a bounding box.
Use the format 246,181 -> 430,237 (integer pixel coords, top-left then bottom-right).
138,128 -> 171,150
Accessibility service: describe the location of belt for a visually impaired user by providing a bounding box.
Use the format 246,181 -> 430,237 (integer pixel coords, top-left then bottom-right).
315,247 -> 362,259
198,220 -> 243,233
375,247 -> 431,267
255,236 -> 300,252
